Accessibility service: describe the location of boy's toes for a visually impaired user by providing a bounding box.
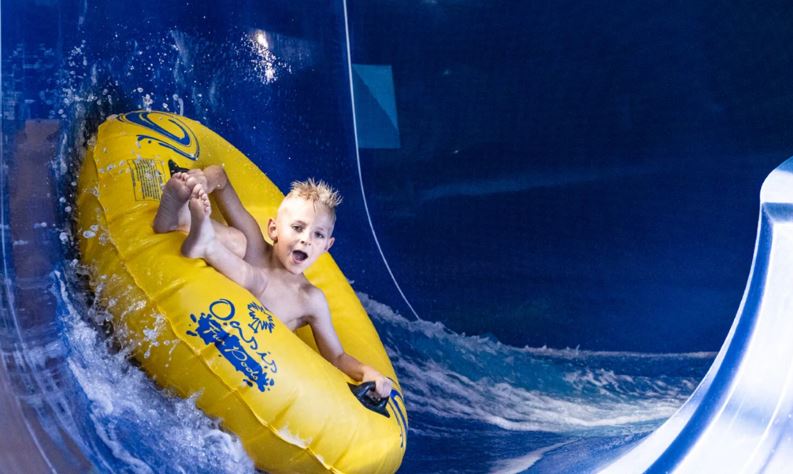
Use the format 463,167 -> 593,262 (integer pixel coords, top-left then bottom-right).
188,192 -> 206,213
163,174 -> 192,201
188,186 -> 211,214
186,175 -> 199,191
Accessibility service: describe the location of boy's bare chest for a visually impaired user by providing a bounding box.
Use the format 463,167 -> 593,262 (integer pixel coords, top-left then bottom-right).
257,281 -> 309,331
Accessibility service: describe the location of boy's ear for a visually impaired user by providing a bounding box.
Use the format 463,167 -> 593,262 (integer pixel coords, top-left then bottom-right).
325,236 -> 335,251
267,218 -> 277,242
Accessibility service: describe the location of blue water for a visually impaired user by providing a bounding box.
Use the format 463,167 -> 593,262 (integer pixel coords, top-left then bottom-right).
51,267 -> 711,472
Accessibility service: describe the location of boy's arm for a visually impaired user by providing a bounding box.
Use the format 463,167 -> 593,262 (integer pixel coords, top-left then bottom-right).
200,166 -> 269,266
307,288 -> 393,399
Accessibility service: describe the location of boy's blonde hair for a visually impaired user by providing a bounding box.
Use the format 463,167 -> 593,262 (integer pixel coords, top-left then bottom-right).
283,178 -> 342,220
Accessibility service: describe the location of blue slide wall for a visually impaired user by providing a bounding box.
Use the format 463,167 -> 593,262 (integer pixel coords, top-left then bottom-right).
3,0 -> 793,472
345,1 -> 793,353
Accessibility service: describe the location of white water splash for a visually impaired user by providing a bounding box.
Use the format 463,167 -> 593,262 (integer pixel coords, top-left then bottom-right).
358,292 -> 712,436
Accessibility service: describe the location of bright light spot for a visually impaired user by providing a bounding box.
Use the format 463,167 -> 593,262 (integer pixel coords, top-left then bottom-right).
248,30 -> 282,85
256,32 -> 269,49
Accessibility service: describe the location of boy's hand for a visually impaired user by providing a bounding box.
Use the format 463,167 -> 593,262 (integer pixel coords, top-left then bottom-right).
362,366 -> 393,400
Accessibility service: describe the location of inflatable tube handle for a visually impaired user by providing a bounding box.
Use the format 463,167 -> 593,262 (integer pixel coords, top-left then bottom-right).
168,159 -> 191,176
348,382 -> 390,418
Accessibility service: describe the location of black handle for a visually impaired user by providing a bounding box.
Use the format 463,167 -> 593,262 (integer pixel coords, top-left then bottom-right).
168,159 -> 191,176
348,381 -> 390,418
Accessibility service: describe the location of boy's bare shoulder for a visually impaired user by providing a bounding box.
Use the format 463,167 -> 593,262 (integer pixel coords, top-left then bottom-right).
301,282 -> 331,320
302,281 -> 327,305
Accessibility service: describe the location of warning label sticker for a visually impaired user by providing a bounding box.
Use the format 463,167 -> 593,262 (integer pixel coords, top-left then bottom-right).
128,159 -> 166,201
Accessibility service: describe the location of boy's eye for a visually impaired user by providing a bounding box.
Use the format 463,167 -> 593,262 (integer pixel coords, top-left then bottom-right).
292,225 -> 303,232
314,232 -> 325,239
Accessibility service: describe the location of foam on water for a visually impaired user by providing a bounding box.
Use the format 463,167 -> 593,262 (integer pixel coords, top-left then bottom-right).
488,441 -> 573,474
55,272 -> 256,473
44,255 -> 711,472
359,292 -> 712,437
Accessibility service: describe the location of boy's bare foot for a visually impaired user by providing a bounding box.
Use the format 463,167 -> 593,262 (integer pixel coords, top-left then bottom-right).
153,172 -> 192,233
183,170 -> 209,196
181,185 -> 215,258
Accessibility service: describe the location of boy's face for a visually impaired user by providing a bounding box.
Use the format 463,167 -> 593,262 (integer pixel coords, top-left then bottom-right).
268,197 -> 335,274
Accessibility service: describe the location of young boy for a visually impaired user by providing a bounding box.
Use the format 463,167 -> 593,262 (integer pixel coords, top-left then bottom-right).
153,165 -> 393,400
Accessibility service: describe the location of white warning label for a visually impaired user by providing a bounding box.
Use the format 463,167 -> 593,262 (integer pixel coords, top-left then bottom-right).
128,159 -> 166,201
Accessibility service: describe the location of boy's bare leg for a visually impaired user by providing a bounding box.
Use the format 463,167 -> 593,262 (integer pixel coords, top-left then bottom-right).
181,186 -> 215,258
213,221 -> 247,259
181,185 -> 264,295
155,172 -> 247,258
153,172 -> 192,233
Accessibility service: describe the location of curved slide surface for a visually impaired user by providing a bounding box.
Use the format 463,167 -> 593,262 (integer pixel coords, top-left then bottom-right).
602,157 -> 793,473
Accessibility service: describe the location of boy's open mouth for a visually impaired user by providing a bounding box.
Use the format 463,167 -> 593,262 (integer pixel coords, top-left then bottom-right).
292,250 -> 308,263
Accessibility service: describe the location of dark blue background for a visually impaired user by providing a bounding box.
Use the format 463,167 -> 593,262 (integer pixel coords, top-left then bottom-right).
347,0 -> 793,352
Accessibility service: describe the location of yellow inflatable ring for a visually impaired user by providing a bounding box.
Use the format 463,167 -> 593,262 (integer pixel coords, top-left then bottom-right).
76,111 -> 407,473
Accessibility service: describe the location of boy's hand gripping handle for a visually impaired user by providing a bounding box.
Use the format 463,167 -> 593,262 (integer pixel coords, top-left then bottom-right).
348,382 -> 390,418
